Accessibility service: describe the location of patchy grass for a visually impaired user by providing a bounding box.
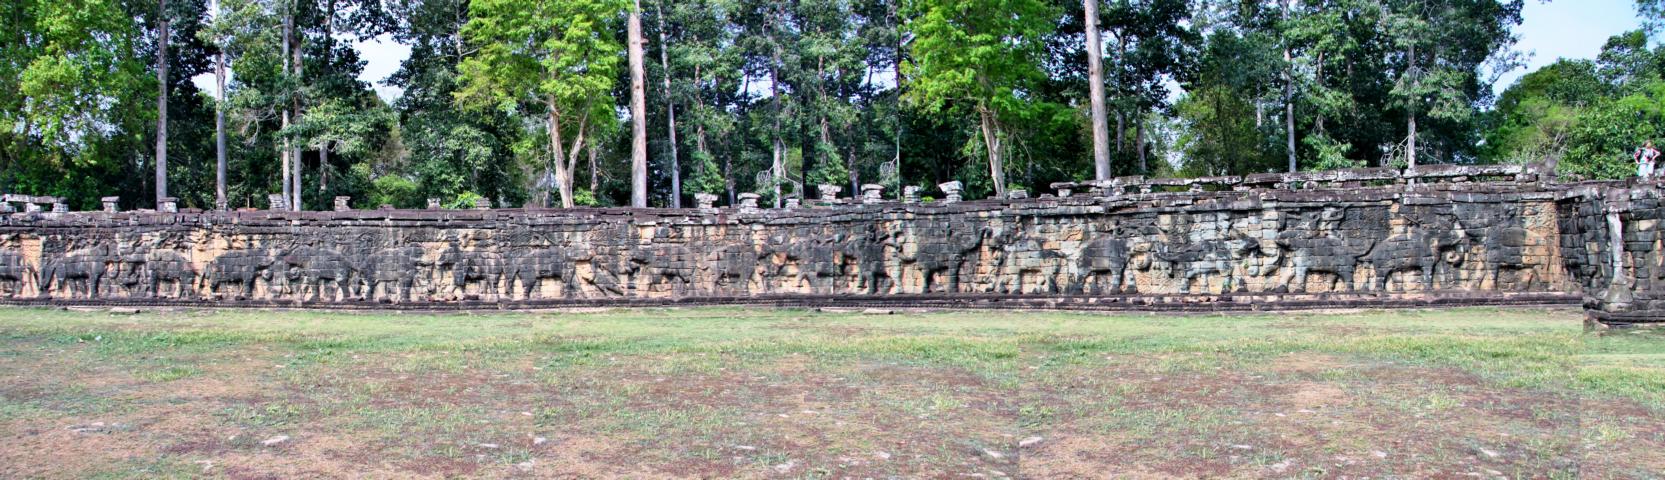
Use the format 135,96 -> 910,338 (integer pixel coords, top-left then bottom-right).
0,306 -> 1660,478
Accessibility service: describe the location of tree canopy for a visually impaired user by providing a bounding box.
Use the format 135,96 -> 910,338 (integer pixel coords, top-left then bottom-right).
3,0 -> 1657,210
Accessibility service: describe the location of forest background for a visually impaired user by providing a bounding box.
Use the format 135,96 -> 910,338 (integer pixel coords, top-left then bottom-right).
3,0 -> 1663,211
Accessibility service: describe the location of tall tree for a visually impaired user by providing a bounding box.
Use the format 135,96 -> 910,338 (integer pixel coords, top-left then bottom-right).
1380,0 -> 1523,167
458,0 -> 626,208
212,0 -> 228,209
735,0 -> 800,206
5,0 -> 150,207
666,0 -> 743,203
629,0 -> 649,208
1284,0 -> 1363,170
1100,0 -> 1195,174
156,0 -> 172,205
654,0 -> 681,208
1280,0 -> 1296,172
281,5 -> 294,207
904,0 -> 1054,198
289,0 -> 303,210
388,0 -> 528,207
1084,0 -> 1111,180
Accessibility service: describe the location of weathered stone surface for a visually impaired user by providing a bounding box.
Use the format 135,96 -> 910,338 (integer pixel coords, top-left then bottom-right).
694,193 -> 718,210
0,180 -> 1575,306
1557,184 -> 1665,326
2,169 -> 1652,323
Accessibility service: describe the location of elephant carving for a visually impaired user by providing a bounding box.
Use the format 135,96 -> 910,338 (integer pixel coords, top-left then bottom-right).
39,243 -> 115,299
203,248 -> 277,299
1153,232 -> 1259,294
1361,227 -> 1465,292
0,249 -> 35,298
437,242 -> 507,300
506,248 -> 581,299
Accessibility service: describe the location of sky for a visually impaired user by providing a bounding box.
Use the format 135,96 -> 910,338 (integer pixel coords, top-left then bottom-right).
196,0 -> 1648,104
1494,0 -> 1645,95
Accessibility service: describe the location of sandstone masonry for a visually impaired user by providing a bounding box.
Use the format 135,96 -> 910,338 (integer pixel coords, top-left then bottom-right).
0,166 -> 1652,325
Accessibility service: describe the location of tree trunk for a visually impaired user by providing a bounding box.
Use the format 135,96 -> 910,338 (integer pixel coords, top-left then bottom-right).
733,74 -> 747,206
1407,110 -> 1417,168
1135,116 -> 1146,173
588,137 -> 598,194
979,106 -> 1006,199
1406,44 -> 1417,169
1282,0 -> 1296,173
548,110 -> 572,208
1314,52 -> 1326,135
696,121 -> 711,187
770,46 -> 784,208
892,0 -> 903,189
280,10 -> 292,207
850,61 -> 866,195
628,0 -> 648,208
155,0 -> 169,207
1084,0 -> 1111,180
1285,95 -> 1296,172
290,3 -> 304,211
1112,28 -> 1126,155
319,0 -> 334,195
1115,111 -> 1124,156
655,0 -> 680,208
546,101 -> 591,209
214,0 -> 227,210
319,141 -> 329,192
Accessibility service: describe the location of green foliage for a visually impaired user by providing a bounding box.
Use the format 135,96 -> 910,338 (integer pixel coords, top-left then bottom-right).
0,0 -> 1619,207
684,148 -> 725,195
11,0 -> 148,161
457,0 -> 626,114
457,0 -> 626,207
1563,81 -> 1665,180
1488,28 -> 1665,180
571,188 -> 601,207
902,0 -> 1052,118
447,190 -> 484,209
806,141 -> 848,187
389,0 -> 530,209
1176,85 -> 1278,176
1304,133 -> 1360,171
367,170 -> 420,208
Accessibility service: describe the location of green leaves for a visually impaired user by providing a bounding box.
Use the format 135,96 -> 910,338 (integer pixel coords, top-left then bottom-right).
13,0 -> 147,161
902,0 -> 1053,117
458,0 -> 627,115
1563,80 -> 1665,180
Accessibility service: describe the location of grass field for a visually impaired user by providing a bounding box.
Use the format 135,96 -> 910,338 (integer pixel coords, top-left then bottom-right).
0,306 -> 1661,479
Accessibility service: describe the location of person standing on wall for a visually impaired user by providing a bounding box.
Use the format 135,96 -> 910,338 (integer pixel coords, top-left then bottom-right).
1637,141 -> 1662,180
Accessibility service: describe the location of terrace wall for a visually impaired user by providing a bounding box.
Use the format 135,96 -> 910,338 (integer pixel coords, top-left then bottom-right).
1,167 -> 1607,318
1557,183 -> 1665,326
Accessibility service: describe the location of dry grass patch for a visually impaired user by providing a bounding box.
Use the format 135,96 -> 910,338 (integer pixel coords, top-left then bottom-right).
0,306 -> 1660,478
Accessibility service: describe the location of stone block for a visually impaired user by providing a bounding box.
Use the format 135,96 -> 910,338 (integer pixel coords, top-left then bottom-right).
694,193 -> 719,209
818,184 -> 843,203
939,181 -> 963,203
267,194 -> 288,211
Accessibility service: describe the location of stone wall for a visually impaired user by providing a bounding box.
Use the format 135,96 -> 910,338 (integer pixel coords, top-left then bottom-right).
0,172 -> 1580,314
1557,183 -> 1665,326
